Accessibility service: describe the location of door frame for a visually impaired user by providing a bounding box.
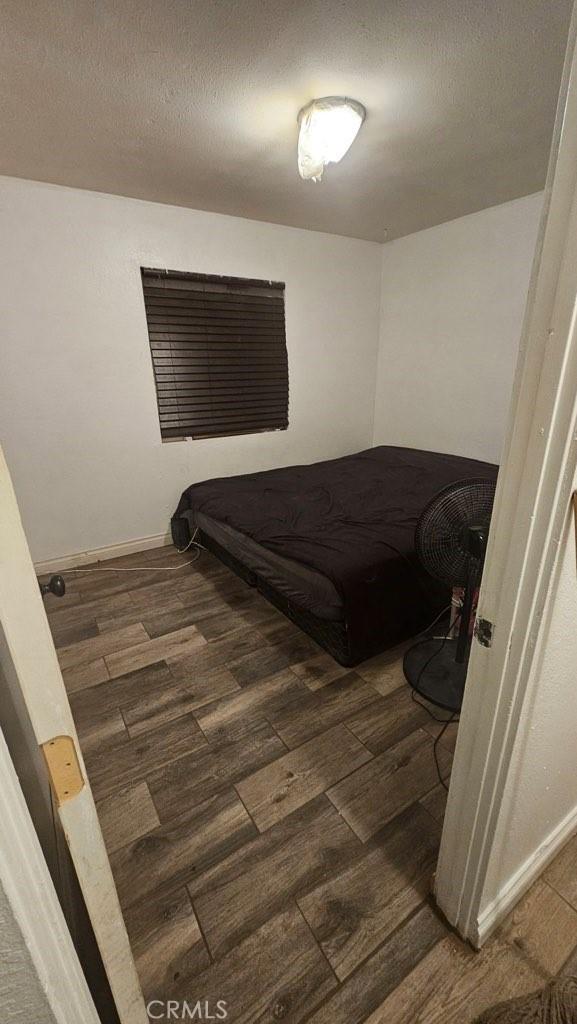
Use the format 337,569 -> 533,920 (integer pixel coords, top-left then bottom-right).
0,722 -> 101,1024
0,443 -> 148,1022
435,4 -> 577,944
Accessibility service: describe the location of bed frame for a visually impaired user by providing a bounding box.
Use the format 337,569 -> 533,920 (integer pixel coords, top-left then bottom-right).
198,529 -> 360,666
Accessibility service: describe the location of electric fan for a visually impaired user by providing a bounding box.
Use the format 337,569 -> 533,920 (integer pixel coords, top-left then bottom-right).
403,477 -> 496,713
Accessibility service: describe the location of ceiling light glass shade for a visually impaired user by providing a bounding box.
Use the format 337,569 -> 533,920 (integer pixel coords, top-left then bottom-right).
297,97 -> 366,181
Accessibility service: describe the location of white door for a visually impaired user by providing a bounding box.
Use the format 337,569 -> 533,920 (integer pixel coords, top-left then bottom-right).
0,443 -> 147,1023
435,6 -> 577,943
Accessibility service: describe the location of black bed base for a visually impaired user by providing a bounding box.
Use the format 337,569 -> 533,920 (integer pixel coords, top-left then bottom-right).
198,530 -> 358,666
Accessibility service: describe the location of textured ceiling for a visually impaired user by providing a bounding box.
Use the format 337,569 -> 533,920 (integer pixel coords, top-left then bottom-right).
0,0 -> 572,241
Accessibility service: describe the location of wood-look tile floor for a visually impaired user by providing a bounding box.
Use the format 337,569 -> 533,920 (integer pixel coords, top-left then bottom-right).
44,544 -> 577,1023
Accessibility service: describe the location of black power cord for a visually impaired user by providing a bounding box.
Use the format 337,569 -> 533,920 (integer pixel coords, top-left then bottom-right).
410,687 -> 458,791
432,715 -> 457,791
409,608 -> 462,790
56,530 -> 204,576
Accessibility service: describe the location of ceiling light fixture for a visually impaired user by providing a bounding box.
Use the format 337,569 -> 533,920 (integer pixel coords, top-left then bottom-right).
297,96 -> 366,182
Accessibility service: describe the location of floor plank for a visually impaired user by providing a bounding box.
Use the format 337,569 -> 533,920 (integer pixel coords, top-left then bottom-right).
167,627 -> 264,681
176,561 -> 245,589
148,721 -> 287,823
327,729 -> 452,842
96,781 -> 160,855
142,603 -> 214,640
272,631 -> 321,665
123,666 -> 241,738
422,717 -> 460,754
125,578 -> 197,614
110,789 -> 256,909
558,940 -> 577,977
227,644 -> 297,687
69,660 -> 175,719
73,705 -> 127,755
176,583 -> 252,617
345,685 -> 431,755
70,567 -> 183,600
268,671 -> 382,749
500,878 -> 577,975
305,904 -> 446,1024
195,607 -> 260,642
255,612 -> 300,636
62,656 -> 110,694
84,713 -> 207,801
69,657 -> 239,742
194,668 -> 307,744
290,652 -> 350,690
96,594 -> 187,634
235,724 -> 373,832
226,603 -> 287,635
419,783 -> 448,824
217,591 -> 287,628
171,905 -> 337,1024
176,590 -> 242,625
355,647 -> 408,696
124,887 -> 210,1001
544,831 -> 577,909
105,624 -> 207,679
46,590 -> 134,629
51,618 -> 99,649
58,622 -> 149,670
189,794 -> 361,958
298,803 -> 441,980
363,933 -> 545,1024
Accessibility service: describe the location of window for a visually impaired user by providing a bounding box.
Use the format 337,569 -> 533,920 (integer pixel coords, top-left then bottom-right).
141,268 -> 289,441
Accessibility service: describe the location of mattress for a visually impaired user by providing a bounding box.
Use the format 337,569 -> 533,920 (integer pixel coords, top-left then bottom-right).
195,512 -> 343,620
173,445 -> 498,663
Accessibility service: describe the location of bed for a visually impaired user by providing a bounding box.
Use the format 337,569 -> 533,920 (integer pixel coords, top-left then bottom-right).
172,445 -> 498,666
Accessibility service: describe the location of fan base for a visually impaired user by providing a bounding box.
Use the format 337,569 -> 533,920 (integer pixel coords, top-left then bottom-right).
403,637 -> 469,714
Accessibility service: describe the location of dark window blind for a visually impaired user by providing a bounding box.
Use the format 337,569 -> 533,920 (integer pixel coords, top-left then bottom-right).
141,268 -> 289,441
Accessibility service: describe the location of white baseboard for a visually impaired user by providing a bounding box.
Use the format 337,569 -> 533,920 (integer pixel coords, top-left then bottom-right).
474,802 -> 577,946
34,532 -> 172,573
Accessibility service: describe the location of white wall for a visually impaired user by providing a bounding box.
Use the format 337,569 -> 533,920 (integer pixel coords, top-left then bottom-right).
0,177 -> 381,563
0,178 -> 543,564
373,193 -> 543,464
0,877 -> 57,1024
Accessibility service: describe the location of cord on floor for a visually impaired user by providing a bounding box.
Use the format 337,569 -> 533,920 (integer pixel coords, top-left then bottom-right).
57,530 -> 204,574
432,715 -> 457,791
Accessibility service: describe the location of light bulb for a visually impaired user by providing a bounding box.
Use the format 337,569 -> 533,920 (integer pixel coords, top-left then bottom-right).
297,97 -> 366,181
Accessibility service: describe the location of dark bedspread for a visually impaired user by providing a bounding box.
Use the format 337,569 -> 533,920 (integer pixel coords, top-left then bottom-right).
175,446 -> 498,657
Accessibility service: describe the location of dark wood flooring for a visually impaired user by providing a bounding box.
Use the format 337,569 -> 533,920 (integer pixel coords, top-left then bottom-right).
44,544 -> 577,1023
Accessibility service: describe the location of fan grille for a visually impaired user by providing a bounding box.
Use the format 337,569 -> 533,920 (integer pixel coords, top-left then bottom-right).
416,477 -> 496,587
